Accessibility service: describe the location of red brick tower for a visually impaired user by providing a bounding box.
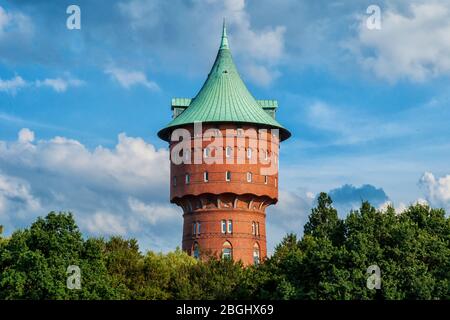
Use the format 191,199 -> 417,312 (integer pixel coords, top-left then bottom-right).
158,22 -> 291,265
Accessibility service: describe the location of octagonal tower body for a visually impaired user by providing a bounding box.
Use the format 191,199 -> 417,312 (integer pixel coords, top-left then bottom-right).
158,22 -> 291,265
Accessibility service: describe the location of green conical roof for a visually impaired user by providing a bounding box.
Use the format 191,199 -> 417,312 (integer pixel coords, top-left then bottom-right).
158,22 -> 291,141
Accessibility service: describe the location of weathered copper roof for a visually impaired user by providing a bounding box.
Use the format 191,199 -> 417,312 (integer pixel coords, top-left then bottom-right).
158,21 -> 291,141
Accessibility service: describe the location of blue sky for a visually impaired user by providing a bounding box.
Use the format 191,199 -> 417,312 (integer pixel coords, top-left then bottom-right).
1,0 -> 450,253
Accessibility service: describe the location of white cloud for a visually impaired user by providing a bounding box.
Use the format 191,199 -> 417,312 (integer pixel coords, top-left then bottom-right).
351,2 -> 450,82
105,67 -> 160,90
419,172 -> 450,211
0,75 -> 27,94
83,211 -> 128,236
223,0 -> 285,63
0,74 -> 84,94
35,77 -> 84,93
118,0 -> 285,86
304,100 -> 410,145
18,128 -> 35,143
0,129 -> 177,251
128,197 -> 178,225
378,200 -> 407,214
0,6 -> 32,38
242,64 -> 279,87
0,173 -> 41,221
266,188 -> 314,254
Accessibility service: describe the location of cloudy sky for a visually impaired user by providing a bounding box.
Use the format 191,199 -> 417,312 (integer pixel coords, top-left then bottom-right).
0,0 -> 449,253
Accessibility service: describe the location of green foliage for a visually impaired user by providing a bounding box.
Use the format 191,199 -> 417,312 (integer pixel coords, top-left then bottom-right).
0,196 -> 449,300
256,199 -> 450,300
0,212 -> 118,299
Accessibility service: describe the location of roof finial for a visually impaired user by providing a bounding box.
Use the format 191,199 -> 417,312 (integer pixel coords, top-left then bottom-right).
220,18 -> 229,50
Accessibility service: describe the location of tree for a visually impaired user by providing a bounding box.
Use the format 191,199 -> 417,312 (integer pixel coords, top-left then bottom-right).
0,212 -> 118,299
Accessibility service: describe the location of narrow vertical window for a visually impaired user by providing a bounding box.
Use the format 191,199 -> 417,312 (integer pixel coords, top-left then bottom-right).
237,128 -> 243,137
264,175 -> 268,184
264,150 -> 269,161
253,243 -> 260,265
185,174 -> 190,184
221,220 -> 226,234
247,148 -> 252,159
173,176 -> 177,186
256,222 -> 260,236
204,171 -> 209,182
227,220 -> 233,233
193,242 -> 200,259
226,146 -> 232,158
247,172 -> 252,182
225,171 -> 231,182
184,149 -> 191,162
197,222 -> 201,235
204,147 -> 210,158
252,222 -> 255,235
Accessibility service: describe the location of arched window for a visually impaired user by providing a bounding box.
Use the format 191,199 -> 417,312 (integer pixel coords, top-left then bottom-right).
204,171 -> 209,182
247,172 -> 252,182
204,147 -> 210,158
225,171 -> 231,182
222,241 -> 233,260
193,242 -> 200,259
253,243 -> 260,265
256,222 -> 260,236
251,222 -> 256,235
185,174 -> 190,184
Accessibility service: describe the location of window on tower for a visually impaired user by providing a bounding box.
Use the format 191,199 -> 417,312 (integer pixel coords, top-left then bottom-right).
185,174 -> 190,184
247,148 -> 252,159
221,220 -> 226,234
253,243 -> 260,265
192,222 -> 201,236
204,147 -> 210,158
227,220 -> 233,233
225,171 -> 231,181
264,175 -> 268,184
226,146 -> 232,158
247,172 -> 252,182
252,221 -> 256,235
204,171 -> 209,182
173,176 -> 177,186
184,149 -> 191,162
222,241 -> 233,260
193,242 -> 200,259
